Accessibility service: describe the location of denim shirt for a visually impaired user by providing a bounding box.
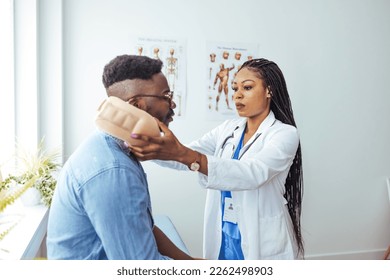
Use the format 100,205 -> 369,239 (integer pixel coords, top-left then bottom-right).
47,130 -> 170,260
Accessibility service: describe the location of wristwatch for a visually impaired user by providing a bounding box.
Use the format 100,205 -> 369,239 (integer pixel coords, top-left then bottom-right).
189,152 -> 201,171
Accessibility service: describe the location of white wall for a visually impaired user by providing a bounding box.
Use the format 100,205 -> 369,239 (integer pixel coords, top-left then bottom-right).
39,0 -> 390,258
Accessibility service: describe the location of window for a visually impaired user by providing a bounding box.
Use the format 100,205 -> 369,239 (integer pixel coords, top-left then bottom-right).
0,0 -> 60,260
0,0 -> 42,178
0,0 -> 15,178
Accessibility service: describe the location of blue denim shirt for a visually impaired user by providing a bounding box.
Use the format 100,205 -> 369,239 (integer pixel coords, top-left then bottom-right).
47,130 -> 170,260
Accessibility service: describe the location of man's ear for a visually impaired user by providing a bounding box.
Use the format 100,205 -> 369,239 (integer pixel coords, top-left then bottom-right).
130,98 -> 147,111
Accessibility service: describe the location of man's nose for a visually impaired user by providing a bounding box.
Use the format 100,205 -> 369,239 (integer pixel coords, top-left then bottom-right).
171,100 -> 177,109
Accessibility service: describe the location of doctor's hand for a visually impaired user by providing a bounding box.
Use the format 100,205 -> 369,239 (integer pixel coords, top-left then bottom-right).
127,119 -> 186,162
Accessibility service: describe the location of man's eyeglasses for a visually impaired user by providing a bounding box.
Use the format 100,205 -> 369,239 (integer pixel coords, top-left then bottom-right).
127,91 -> 174,107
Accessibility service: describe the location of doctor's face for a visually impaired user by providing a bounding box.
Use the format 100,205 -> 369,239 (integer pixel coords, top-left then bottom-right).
232,67 -> 271,121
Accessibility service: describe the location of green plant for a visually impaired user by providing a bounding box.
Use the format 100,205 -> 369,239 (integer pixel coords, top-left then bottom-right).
0,176 -> 38,241
0,138 -> 61,209
0,176 -> 37,213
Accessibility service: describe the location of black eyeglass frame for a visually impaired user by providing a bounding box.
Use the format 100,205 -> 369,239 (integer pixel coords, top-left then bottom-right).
127,91 -> 174,107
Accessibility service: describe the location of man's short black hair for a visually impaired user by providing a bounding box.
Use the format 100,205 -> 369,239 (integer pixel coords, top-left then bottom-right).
102,55 -> 163,89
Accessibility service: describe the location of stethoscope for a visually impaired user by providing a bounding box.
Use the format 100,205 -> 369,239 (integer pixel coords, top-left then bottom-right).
218,126 -> 239,158
218,126 -> 262,160
218,120 -> 276,159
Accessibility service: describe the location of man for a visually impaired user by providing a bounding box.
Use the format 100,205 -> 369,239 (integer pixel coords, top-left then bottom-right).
47,55 -> 192,260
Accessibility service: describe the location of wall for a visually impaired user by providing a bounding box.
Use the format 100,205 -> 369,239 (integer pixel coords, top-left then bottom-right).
39,0 -> 390,258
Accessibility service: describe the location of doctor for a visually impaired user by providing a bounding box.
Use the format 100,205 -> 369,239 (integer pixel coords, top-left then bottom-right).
129,58 -> 304,260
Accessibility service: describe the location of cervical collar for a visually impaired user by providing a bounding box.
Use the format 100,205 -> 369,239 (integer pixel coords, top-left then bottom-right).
95,96 -> 161,146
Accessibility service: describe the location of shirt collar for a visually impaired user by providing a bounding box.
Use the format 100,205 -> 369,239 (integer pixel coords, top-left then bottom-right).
99,130 -> 136,160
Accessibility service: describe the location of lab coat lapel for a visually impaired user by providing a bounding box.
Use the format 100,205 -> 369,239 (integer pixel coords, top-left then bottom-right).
232,118 -> 247,142
256,111 -> 276,135
240,111 -> 277,156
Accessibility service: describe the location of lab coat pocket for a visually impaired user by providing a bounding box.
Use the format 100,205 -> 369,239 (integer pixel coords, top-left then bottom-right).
259,213 -> 288,258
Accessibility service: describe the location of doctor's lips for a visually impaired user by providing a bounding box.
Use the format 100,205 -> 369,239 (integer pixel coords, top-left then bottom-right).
235,102 -> 245,110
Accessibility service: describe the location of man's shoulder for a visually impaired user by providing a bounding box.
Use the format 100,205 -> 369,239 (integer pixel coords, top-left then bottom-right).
64,131 -> 141,184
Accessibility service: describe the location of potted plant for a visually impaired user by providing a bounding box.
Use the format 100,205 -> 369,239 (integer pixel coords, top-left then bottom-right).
0,176 -> 37,241
0,139 -> 60,241
0,138 -> 61,210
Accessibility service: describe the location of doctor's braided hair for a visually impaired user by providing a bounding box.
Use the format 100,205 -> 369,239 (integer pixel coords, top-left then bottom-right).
239,58 -> 304,256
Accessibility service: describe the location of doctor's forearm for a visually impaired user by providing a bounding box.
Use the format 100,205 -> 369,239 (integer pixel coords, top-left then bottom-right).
177,146 -> 208,176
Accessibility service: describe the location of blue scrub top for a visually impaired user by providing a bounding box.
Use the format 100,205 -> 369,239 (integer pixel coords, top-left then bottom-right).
218,128 -> 245,260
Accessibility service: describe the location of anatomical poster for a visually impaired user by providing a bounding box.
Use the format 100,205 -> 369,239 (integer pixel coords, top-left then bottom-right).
206,41 -> 258,120
131,36 -> 187,117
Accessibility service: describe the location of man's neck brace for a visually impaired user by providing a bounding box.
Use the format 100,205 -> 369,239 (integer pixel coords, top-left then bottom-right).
95,96 -> 160,146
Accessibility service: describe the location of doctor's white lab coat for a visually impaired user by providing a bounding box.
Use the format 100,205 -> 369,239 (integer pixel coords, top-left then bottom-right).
158,111 -> 301,260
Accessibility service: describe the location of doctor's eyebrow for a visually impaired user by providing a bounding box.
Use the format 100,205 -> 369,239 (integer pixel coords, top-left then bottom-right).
241,79 -> 256,83
232,79 -> 256,85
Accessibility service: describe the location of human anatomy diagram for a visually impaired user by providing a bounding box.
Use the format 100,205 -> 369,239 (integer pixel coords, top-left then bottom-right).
206,42 -> 257,120
133,37 -> 186,117
207,50 -> 243,112
213,63 -> 235,111
165,48 -> 181,116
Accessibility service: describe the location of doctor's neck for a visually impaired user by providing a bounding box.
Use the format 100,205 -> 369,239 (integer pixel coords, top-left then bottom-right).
246,110 -> 270,134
